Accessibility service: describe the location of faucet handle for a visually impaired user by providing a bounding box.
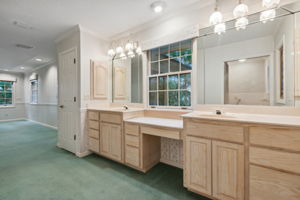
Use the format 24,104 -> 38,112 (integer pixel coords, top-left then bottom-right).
216,110 -> 222,115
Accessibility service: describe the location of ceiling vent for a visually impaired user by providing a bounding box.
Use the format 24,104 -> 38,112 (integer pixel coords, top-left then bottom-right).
12,20 -> 34,30
15,44 -> 34,49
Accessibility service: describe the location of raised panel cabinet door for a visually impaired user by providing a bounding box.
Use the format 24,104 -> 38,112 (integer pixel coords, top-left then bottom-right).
185,136 -> 212,196
114,66 -> 127,100
91,60 -> 108,100
100,123 -> 111,157
110,124 -> 122,162
212,141 -> 244,200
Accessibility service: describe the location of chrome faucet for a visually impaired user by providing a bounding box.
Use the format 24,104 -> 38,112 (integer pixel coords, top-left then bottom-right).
216,110 -> 222,115
123,105 -> 128,110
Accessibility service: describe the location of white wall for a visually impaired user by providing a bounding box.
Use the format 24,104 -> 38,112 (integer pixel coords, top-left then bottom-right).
24,63 -> 58,128
0,72 -> 26,121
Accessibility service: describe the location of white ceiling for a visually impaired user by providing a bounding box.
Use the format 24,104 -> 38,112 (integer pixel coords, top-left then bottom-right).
0,0 -> 296,72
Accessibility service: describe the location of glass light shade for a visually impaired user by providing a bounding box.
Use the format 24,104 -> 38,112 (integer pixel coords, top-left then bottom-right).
136,47 -> 142,55
235,17 -> 249,30
107,49 -> 116,57
209,11 -> 223,25
127,51 -> 135,58
214,23 -> 226,35
120,52 -> 127,59
233,3 -> 249,18
262,0 -> 280,8
260,9 -> 276,23
116,46 -> 124,53
125,42 -> 134,51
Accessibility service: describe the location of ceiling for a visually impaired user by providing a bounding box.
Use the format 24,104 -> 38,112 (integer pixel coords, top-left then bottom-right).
0,0 -> 296,73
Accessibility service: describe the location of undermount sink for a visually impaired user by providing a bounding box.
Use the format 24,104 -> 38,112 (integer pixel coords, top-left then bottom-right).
194,112 -> 238,119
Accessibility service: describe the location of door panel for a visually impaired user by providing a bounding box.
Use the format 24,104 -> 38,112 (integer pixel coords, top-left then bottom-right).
186,136 -> 212,195
212,141 -> 244,200
110,124 -> 122,162
100,123 -> 111,157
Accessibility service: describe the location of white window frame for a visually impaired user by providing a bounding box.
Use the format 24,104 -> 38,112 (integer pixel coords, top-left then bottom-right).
30,79 -> 38,104
147,39 -> 196,109
0,81 -> 15,107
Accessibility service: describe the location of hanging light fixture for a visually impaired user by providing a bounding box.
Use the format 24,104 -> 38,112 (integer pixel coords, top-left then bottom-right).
209,0 -> 223,26
136,47 -> 142,55
233,0 -> 249,30
108,40 -> 142,59
127,50 -> 135,58
260,9 -> 276,23
107,49 -> 116,57
125,42 -> 134,51
120,52 -> 127,60
262,0 -> 280,9
214,23 -> 226,35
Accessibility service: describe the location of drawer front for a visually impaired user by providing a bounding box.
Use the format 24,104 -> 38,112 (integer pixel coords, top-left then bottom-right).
125,145 -> 140,168
100,113 -> 122,124
125,123 -> 139,136
88,137 -> 99,153
125,134 -> 139,147
88,129 -> 99,139
141,126 -> 181,140
250,165 -> 300,200
185,121 -> 244,143
88,111 -> 99,120
249,126 -> 300,151
250,147 -> 300,174
89,120 -> 99,130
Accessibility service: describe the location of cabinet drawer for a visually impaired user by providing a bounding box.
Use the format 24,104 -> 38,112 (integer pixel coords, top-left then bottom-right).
100,113 -> 122,124
125,123 -> 139,136
125,145 -> 140,168
125,134 -> 139,147
249,126 -> 300,151
89,120 -> 99,130
250,147 -> 300,174
250,165 -> 300,200
88,137 -> 99,153
88,111 -> 99,120
185,121 -> 244,143
88,129 -> 99,139
141,126 -> 180,140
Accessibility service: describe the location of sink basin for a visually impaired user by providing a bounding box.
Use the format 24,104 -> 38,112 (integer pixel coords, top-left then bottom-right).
194,112 -> 238,119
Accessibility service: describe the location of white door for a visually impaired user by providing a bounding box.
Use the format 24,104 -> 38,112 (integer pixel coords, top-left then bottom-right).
58,48 -> 78,154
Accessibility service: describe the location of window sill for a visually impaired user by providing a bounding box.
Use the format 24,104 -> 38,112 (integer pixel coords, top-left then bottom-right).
0,105 -> 16,109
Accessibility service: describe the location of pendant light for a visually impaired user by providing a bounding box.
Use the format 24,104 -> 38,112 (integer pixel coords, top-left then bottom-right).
260,9 -> 276,23
209,0 -> 223,26
262,0 -> 280,9
214,23 -> 226,35
233,0 -> 249,30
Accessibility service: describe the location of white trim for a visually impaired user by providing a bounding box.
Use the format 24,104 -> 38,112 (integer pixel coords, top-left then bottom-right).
0,118 -> 26,122
27,119 -> 57,130
55,25 -> 80,44
76,151 -> 92,158
26,60 -> 56,74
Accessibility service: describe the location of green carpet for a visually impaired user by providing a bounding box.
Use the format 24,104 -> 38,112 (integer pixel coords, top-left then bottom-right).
0,120 -> 209,200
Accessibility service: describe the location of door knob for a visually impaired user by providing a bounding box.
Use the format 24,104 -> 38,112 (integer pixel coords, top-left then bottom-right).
59,105 -> 64,108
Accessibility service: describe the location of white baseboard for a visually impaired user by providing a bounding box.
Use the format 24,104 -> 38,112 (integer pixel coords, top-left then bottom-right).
27,119 -> 58,130
0,118 -> 26,122
76,151 -> 92,158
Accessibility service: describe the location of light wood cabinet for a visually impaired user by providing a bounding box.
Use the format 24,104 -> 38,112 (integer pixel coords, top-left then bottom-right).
100,122 -> 122,162
91,60 -> 108,100
212,141 -> 244,200
185,136 -> 212,196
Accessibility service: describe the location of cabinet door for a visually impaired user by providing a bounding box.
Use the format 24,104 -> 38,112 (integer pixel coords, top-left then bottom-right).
186,136 -> 212,196
100,123 -> 111,157
212,141 -> 244,200
110,124 -> 122,162
91,60 -> 108,100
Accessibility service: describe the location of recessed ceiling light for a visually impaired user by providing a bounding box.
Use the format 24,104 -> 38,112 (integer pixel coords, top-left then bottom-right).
151,1 -> 166,13
35,58 -> 42,62
20,66 -> 25,70
238,59 -> 246,62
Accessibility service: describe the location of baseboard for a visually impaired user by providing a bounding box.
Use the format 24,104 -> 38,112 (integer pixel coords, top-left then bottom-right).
160,158 -> 183,169
76,151 -> 92,158
0,118 -> 27,122
27,119 -> 58,130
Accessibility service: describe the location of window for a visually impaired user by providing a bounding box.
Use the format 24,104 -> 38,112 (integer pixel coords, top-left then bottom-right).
31,80 -> 38,104
0,81 -> 13,106
148,39 -> 192,108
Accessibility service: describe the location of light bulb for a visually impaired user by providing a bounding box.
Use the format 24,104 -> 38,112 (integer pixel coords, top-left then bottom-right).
214,23 -> 226,35
116,46 -> 123,54
233,3 -> 249,18
120,52 -> 127,60
209,11 -> 223,25
235,17 -> 249,30
154,6 -> 163,13
262,0 -> 280,8
136,47 -> 142,55
107,49 -> 116,57
260,9 -> 276,23
125,42 -> 133,51
128,51 -> 135,58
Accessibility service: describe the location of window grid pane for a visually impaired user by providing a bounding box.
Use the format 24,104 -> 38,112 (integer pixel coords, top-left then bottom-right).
0,81 -> 13,106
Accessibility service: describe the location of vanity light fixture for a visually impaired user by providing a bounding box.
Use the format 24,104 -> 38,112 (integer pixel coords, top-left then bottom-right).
209,0 -> 223,26
108,41 -> 142,59
151,1 -> 166,13
214,23 -> 226,35
233,0 -> 249,30
127,50 -> 135,58
260,9 -> 276,23
262,0 -> 280,9
235,17 -> 249,30
116,46 -> 124,54
35,58 -> 42,62
119,52 -> 127,60
125,42 -> 134,51
136,47 -> 142,55
107,49 -> 116,57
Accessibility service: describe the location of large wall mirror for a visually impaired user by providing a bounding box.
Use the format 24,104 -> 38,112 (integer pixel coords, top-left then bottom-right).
197,2 -> 300,106
112,55 -> 143,103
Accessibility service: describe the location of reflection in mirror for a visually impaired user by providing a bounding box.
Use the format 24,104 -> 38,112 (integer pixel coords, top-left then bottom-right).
198,10 -> 295,106
112,55 -> 143,103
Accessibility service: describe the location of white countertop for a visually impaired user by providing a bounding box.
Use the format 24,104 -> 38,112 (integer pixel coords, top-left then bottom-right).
124,117 -> 183,129
182,111 -> 300,128
87,107 -> 144,113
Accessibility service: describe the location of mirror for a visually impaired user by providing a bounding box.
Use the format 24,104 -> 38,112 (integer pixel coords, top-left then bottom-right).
198,4 -> 298,106
112,55 -> 143,103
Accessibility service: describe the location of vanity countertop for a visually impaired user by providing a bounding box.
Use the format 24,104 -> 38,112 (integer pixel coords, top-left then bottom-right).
182,111 -> 300,128
87,107 -> 144,113
124,117 -> 183,129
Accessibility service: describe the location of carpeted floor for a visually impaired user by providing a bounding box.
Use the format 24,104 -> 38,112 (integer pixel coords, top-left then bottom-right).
0,120 -> 209,200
